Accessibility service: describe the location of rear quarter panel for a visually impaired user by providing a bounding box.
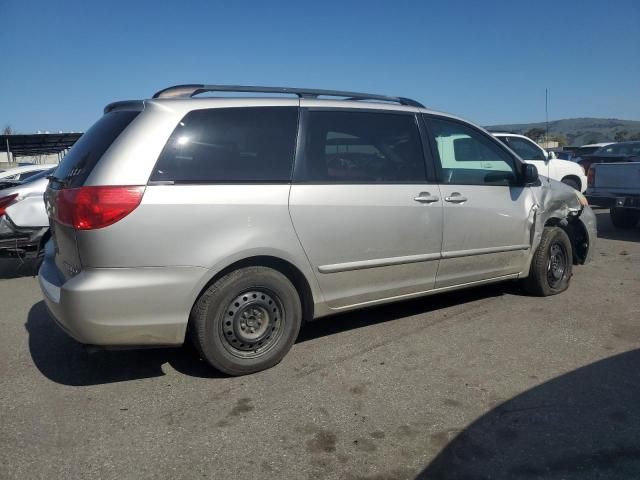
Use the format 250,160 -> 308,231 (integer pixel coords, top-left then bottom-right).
75,184 -> 326,314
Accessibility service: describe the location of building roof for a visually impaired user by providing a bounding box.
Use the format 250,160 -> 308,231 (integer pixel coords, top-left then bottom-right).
0,133 -> 82,157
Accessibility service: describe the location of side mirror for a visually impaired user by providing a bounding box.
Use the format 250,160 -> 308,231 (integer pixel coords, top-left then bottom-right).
522,163 -> 539,185
547,151 -> 556,160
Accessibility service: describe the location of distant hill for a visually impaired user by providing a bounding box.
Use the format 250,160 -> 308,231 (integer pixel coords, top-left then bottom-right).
485,118 -> 640,146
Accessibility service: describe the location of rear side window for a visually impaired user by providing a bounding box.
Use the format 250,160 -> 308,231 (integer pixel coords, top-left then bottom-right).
151,107 -> 298,183
295,110 -> 426,183
52,111 -> 139,188
498,136 -> 546,161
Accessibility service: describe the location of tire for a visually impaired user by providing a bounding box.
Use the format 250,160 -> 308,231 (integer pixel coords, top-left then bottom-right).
610,207 -> 639,229
522,226 -> 573,296
561,177 -> 581,191
191,266 -> 302,376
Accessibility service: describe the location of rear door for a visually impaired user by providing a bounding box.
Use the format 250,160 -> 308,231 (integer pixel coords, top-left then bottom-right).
425,116 -> 534,288
289,106 -> 443,309
45,110 -> 141,280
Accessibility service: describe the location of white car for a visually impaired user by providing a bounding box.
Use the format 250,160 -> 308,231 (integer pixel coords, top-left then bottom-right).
0,168 -> 53,260
0,164 -> 53,181
493,133 -> 588,192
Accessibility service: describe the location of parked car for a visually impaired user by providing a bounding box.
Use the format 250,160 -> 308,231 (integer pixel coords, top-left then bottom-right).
578,141 -> 640,174
0,168 -> 54,261
571,143 -> 613,164
0,178 -> 22,190
39,84 -> 597,375
0,164 -> 52,181
586,162 -> 640,228
493,133 -> 587,192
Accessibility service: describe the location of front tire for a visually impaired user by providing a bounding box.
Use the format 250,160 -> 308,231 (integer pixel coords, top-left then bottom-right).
522,226 -> 573,296
191,266 -> 302,376
610,207 -> 639,229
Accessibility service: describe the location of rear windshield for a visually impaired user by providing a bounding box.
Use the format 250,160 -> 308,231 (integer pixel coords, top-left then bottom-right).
52,110 -> 139,187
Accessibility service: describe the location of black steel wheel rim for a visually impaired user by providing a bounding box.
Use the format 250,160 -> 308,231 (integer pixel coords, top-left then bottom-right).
547,242 -> 567,288
219,289 -> 285,358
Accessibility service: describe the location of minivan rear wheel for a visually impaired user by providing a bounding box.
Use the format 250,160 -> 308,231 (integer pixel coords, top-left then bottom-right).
522,226 -> 573,296
191,266 -> 302,375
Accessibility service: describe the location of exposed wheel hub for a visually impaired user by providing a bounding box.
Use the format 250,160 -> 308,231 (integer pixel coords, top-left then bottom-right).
238,306 -> 269,340
221,290 -> 283,354
547,242 -> 567,288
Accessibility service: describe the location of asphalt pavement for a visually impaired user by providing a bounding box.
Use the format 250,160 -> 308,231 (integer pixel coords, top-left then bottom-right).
1,208 -> 639,479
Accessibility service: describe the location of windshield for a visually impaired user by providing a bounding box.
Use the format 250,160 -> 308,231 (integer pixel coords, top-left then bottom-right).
575,146 -> 601,156
594,142 -> 640,156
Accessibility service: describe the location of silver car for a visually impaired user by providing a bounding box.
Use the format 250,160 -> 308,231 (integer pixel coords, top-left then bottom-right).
39,85 -> 596,375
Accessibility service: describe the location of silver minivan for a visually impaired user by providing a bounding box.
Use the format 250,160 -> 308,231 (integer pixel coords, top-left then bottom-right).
39,85 -> 596,375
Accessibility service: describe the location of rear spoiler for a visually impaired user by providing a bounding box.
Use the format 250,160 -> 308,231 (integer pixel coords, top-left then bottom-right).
103,100 -> 144,114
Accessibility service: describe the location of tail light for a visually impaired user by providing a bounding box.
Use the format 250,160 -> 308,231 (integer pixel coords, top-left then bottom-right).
54,186 -> 145,230
0,193 -> 18,217
587,166 -> 595,187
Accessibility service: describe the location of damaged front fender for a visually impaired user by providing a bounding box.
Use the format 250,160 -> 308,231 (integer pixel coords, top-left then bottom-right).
529,178 -> 596,267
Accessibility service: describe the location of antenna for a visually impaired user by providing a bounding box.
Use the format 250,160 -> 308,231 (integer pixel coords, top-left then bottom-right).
545,88 -> 549,147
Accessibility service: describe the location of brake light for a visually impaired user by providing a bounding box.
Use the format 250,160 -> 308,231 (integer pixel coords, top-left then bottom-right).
0,193 -> 18,217
587,166 -> 595,187
55,186 -> 145,230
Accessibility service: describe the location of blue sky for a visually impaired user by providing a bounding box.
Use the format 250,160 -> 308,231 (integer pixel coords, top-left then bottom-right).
2,0 -> 639,133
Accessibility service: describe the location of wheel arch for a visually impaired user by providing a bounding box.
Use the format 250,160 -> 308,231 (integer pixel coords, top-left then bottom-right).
191,255 -> 316,325
561,174 -> 582,190
544,216 -> 589,264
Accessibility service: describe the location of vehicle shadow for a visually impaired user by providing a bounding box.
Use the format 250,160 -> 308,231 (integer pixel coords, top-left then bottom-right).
26,283 -> 510,386
418,349 -> 640,479
25,301 -> 224,386
298,283 -> 508,343
594,208 -> 640,242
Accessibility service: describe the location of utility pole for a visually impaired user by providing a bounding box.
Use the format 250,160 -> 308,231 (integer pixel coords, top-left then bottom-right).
5,137 -> 11,164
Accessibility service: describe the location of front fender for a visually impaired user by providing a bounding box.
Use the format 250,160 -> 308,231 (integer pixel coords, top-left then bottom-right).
527,179 -> 596,271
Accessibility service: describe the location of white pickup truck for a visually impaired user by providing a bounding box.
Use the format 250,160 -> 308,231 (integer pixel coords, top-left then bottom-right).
586,162 -> 640,229
493,133 -> 588,192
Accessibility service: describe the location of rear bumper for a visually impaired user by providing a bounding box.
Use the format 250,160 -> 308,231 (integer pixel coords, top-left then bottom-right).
38,247 -> 208,346
586,190 -> 640,209
585,195 -> 615,208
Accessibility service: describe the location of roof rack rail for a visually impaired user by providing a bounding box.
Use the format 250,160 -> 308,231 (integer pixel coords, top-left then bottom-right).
151,84 -> 425,108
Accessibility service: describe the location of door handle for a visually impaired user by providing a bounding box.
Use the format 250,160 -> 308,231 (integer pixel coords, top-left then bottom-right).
444,192 -> 468,203
414,192 -> 440,203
